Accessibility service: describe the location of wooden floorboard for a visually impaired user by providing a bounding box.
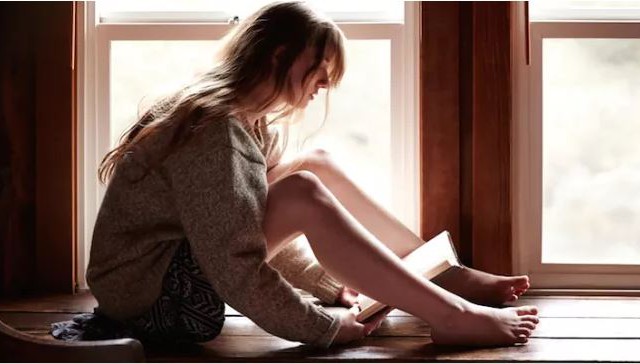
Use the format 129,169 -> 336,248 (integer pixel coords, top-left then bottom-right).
0,292 -> 97,313
517,296 -> 640,318
3,294 -> 640,362
145,337 -> 640,362
6,312 -> 640,340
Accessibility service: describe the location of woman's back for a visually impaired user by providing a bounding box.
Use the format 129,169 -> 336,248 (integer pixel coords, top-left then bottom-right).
87,116 -> 268,320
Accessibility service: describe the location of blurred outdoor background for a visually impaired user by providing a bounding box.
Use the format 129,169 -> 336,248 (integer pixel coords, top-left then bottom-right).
542,38 -> 640,264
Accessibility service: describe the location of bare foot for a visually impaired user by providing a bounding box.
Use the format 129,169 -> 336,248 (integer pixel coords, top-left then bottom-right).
432,266 -> 530,306
431,304 -> 539,347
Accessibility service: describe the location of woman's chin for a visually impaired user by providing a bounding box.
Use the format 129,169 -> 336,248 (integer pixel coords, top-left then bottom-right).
300,97 -> 312,108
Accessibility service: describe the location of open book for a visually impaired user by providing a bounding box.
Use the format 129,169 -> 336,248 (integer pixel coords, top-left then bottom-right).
356,230 -> 462,322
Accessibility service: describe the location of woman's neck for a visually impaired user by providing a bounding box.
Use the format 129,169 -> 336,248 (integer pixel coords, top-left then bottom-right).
234,110 -> 265,127
233,79 -> 285,127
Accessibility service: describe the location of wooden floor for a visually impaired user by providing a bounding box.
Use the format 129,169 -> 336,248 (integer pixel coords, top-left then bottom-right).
2,292 -> 640,362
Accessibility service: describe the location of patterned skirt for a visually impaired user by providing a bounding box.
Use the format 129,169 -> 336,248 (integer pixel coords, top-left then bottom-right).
129,240 -> 226,344
51,240 -> 226,345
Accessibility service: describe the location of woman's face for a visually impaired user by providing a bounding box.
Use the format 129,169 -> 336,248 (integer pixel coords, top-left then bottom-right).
285,46 -> 332,108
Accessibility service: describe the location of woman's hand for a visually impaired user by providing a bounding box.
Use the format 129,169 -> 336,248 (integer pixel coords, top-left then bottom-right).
331,305 -> 391,345
337,286 -> 360,308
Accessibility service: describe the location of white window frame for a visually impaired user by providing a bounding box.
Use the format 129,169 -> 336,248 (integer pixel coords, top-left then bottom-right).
513,18 -> 640,290
76,2 -> 420,290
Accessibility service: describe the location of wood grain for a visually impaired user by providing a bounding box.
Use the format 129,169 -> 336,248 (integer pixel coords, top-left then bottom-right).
5,294 -> 640,362
419,2 -> 463,259
0,292 -> 96,313
469,2 -> 514,275
517,296 -> 640,318
419,2 -> 516,271
0,1 -> 38,297
33,2 -> 76,294
0,2 -> 75,296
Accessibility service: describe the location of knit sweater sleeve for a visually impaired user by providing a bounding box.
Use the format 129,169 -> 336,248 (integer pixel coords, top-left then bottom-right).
269,239 -> 343,304
166,126 -> 340,347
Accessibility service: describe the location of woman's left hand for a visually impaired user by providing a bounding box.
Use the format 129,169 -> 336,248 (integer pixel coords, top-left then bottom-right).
337,286 -> 360,308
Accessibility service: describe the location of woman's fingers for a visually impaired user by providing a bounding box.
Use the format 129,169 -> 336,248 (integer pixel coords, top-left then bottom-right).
334,305 -> 389,344
348,305 -> 361,316
338,286 -> 361,307
362,306 -> 392,335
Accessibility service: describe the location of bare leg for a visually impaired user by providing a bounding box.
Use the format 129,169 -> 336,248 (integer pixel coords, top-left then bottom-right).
267,149 -> 530,306
262,171 -> 538,346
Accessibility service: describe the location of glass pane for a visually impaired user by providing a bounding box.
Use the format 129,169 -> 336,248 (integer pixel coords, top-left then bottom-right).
97,0 -> 403,22
110,40 -> 392,211
541,38 -> 640,264
282,40 -> 392,210
532,0 -> 640,10
530,1 -> 640,21
110,41 -> 220,146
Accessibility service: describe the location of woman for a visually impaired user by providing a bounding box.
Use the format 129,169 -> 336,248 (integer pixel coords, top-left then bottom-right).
87,1 -> 538,348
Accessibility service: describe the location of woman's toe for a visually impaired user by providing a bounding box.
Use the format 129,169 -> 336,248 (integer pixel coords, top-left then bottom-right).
519,321 -> 536,330
521,315 -> 539,324
516,305 -> 538,316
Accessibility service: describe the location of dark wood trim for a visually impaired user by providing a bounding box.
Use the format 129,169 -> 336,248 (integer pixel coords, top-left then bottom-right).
419,2 -> 464,260
420,2 -> 514,273
0,2 -> 38,295
71,1 -> 79,290
0,2 -> 76,295
469,2 -> 513,275
34,2 -> 76,293
459,2 -> 474,266
525,1 -> 531,65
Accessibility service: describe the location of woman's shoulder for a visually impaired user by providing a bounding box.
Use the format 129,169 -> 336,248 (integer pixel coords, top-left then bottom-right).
206,116 -> 262,151
168,115 -> 266,166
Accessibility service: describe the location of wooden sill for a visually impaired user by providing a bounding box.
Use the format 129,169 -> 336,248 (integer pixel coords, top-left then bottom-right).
2,292 -> 640,362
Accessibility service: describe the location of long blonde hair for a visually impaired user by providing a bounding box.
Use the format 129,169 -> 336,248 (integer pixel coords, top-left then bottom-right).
98,1 -> 346,183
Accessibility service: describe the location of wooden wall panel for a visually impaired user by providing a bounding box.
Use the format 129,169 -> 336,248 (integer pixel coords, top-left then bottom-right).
33,2 -> 76,293
420,2 -> 514,273
0,3 -> 38,295
0,2 -> 76,295
419,2 -> 463,259
459,3 -> 474,266
470,2 -> 513,275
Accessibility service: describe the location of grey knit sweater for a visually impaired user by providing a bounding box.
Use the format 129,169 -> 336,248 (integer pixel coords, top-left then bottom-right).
87,116 -> 341,347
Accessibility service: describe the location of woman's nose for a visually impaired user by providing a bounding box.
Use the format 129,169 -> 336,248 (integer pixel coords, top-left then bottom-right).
317,66 -> 330,88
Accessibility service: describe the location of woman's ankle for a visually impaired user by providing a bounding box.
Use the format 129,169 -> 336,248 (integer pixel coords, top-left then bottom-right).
427,295 -> 471,328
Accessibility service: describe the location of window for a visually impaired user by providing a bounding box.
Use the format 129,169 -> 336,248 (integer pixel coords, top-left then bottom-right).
76,2 -> 419,289
514,1 -> 640,289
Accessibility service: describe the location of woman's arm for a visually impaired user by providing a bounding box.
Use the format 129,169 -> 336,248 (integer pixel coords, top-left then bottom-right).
266,151 -> 312,184
269,238 -> 343,304
267,153 -> 360,307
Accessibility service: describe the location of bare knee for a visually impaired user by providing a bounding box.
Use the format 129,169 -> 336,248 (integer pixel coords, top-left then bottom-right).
275,170 -> 327,202
307,148 -> 332,162
303,148 -> 340,177
263,171 -> 334,257
268,171 -> 334,222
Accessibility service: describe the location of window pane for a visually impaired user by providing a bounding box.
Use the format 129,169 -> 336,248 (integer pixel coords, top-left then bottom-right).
542,38 -> 640,264
530,1 -> 640,21
97,0 -> 403,23
282,40 -> 392,211
110,41 -> 219,146
110,40 -> 392,211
